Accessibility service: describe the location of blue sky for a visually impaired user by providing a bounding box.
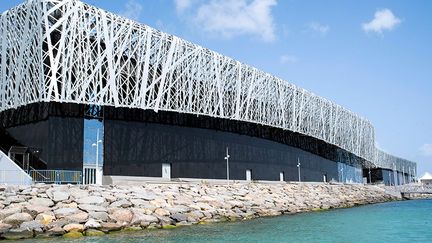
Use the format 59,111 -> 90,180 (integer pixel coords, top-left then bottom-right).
1,0 -> 431,176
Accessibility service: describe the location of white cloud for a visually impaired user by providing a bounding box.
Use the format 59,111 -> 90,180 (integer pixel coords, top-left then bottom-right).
175,0 -> 193,13
307,22 -> 329,35
194,0 -> 277,42
362,9 -> 401,34
420,144 -> 432,156
120,0 -> 143,21
280,55 -> 297,64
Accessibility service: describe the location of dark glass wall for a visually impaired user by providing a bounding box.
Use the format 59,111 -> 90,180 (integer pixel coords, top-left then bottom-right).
5,117 -> 83,170
0,103 -> 84,171
1,102 -> 369,182
104,120 -> 340,181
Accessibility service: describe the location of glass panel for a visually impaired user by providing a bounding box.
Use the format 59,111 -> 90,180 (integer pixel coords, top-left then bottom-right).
83,119 -> 104,168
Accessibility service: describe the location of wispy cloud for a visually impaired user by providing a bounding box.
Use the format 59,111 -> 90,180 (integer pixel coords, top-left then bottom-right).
420,144 -> 432,156
307,22 -> 329,35
362,9 -> 401,34
119,0 -> 143,21
174,0 -> 193,13
177,0 -> 277,42
280,55 -> 297,64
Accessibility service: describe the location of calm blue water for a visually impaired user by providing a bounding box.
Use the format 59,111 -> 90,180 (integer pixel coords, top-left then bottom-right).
25,200 -> 432,243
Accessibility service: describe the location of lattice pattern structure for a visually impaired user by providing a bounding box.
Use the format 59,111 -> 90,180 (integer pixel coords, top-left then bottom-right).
0,0 -> 416,173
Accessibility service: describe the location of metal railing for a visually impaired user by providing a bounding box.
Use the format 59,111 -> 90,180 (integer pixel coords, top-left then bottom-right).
29,170 -> 82,184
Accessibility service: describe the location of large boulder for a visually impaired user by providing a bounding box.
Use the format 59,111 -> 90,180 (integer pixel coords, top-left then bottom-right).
89,211 -> 109,221
110,199 -> 132,208
0,207 -> 22,220
2,228 -> 33,240
76,196 -> 105,205
20,220 -> 44,231
35,213 -> 56,225
53,207 -> 80,218
154,208 -> 170,217
45,226 -> 65,236
28,197 -> 54,207
53,190 -> 70,202
64,211 -> 88,223
68,188 -> 89,199
84,218 -> 101,229
170,213 -> 188,222
130,209 -> 158,225
24,205 -> 51,218
63,223 -> 84,232
109,209 -> 132,224
100,222 -> 123,232
3,213 -> 33,226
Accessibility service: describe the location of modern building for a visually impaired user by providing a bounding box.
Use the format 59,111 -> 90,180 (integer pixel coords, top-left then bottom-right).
0,0 -> 416,185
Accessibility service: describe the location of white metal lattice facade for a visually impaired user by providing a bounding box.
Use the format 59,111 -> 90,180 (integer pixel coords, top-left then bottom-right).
0,0 -> 416,173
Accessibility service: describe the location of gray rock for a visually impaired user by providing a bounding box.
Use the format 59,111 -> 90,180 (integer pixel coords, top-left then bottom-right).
130,209 -> 158,225
68,188 -> 89,199
78,204 -> 107,212
45,226 -> 65,236
28,197 -> 54,207
84,218 -> 101,229
47,219 -> 71,229
76,196 -> 105,205
89,211 -> 109,221
171,213 -> 188,222
0,207 -> 22,220
154,208 -> 170,216
130,199 -> 148,207
166,205 -> 190,214
155,215 -> 175,226
24,205 -> 51,218
3,213 -> 33,226
54,207 -> 80,218
4,196 -> 26,204
110,199 -> 132,208
100,222 -> 123,232
2,228 -> 33,240
20,220 -> 44,231
109,209 -> 132,224
64,211 -> 88,223
53,191 -> 69,202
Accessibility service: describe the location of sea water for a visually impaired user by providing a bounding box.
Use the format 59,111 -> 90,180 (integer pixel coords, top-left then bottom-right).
23,199 -> 432,243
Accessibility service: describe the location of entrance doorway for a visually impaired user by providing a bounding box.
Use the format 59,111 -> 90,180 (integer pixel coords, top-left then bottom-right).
162,163 -> 171,180
246,169 -> 252,181
280,172 -> 285,181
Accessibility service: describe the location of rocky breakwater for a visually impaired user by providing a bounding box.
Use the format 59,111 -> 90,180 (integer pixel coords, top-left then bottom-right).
0,182 -> 398,240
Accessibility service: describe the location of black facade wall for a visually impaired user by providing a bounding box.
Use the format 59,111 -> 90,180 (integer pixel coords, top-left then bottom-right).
104,120 -> 339,181
104,107 -> 365,168
5,117 -> 84,171
1,102 -> 363,181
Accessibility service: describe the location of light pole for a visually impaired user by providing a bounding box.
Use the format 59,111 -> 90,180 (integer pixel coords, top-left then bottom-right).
340,167 -> 344,183
297,158 -> 301,182
92,128 -> 103,185
368,167 -> 371,184
224,147 -> 230,184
